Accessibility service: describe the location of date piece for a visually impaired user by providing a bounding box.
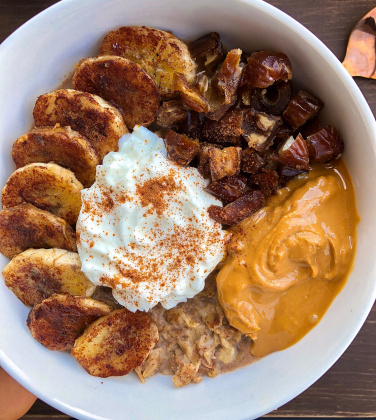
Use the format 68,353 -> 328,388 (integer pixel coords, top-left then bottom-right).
273,124 -> 293,148
178,111 -> 206,140
283,90 -> 324,131
248,170 -> 279,197
208,189 -> 265,225
205,176 -> 248,203
278,165 -> 308,185
205,84 -> 236,121
242,109 -> 282,151
164,130 -> 199,165
306,125 -> 344,163
198,143 -> 222,178
196,72 -> 209,95
174,74 -> 210,113
156,100 -> 188,129
188,32 -> 225,73
216,49 -> 244,104
202,108 -> 244,145
205,49 -> 245,121
240,148 -> 266,174
274,133 -> 309,169
301,117 -> 322,138
209,146 -> 242,181
252,81 -> 292,115
241,51 -> 292,88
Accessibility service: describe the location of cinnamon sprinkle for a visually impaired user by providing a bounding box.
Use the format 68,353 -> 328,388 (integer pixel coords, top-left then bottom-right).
136,174 -> 178,215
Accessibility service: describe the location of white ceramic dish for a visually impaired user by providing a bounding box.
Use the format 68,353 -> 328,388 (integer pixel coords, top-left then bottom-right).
0,0 -> 375,419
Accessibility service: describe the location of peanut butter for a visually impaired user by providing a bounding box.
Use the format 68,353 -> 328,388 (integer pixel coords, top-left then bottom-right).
216,159 -> 358,357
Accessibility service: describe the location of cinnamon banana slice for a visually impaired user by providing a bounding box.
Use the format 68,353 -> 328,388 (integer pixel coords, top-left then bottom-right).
12,125 -> 99,187
73,56 -> 159,129
1,163 -> 83,225
2,249 -> 95,306
33,89 -> 128,161
72,308 -> 159,377
27,294 -> 111,351
100,26 -> 196,98
0,204 -> 77,259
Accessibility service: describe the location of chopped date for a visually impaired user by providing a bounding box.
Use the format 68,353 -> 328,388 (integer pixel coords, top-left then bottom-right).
278,165 -> 308,185
156,100 -> 188,129
205,46 -> 226,73
273,124 -> 293,148
283,90 -> 324,131
248,170 -> 279,197
300,117 -> 322,138
202,108 -> 244,145
274,133 -> 309,169
216,49 -> 244,104
163,130 -> 199,165
204,49 -> 245,121
178,110 -> 206,140
154,41 -> 345,228
306,125 -> 344,163
204,79 -> 235,121
240,148 -> 266,174
189,32 -> 221,58
209,146 -> 242,181
241,51 -> 292,89
198,142 -> 222,178
188,32 -> 225,73
208,189 -> 265,225
196,72 -> 209,95
239,85 -> 253,106
205,176 -> 248,203
174,73 -> 210,113
242,109 -> 282,151
204,93 -> 235,121
251,81 -> 292,115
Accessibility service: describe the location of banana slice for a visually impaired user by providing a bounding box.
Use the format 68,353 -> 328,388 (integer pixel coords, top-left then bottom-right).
1,163 -> 83,225
73,56 -> 160,129
12,125 -> 99,188
0,204 -> 77,259
100,26 -> 197,98
72,308 -> 159,377
27,294 -> 112,351
33,89 -> 128,161
2,249 -> 95,306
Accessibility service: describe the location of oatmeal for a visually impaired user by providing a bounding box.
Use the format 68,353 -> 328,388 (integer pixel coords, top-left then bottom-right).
94,274 -> 255,387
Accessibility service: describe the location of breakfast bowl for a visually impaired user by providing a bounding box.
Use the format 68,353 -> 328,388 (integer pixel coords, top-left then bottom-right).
0,0 -> 375,419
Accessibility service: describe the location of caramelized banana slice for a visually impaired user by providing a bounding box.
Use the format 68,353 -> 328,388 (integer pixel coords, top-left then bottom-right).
2,163 -> 83,225
100,26 -> 196,98
2,249 -> 95,306
73,56 -> 159,129
33,89 -> 128,161
0,204 -> 77,259
27,294 -> 111,351
72,308 -> 159,377
12,125 -> 99,187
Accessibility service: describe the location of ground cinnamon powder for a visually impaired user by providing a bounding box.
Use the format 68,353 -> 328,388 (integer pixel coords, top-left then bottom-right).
136,174 -> 178,216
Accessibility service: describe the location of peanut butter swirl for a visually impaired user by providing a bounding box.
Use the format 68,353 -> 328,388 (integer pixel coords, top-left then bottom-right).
217,159 -> 358,356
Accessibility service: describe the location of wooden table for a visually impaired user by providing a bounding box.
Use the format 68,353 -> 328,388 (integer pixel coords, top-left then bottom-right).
1,0 -> 375,419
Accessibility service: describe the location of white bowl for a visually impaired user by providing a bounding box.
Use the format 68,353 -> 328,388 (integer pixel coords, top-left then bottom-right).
0,0 -> 375,419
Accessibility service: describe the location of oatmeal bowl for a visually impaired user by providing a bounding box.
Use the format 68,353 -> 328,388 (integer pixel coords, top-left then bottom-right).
0,0 -> 375,419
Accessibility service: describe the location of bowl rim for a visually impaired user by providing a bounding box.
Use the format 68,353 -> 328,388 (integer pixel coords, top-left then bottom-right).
0,0 -> 375,419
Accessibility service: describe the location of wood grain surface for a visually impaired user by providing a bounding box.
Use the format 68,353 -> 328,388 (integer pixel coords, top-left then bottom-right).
0,0 -> 375,419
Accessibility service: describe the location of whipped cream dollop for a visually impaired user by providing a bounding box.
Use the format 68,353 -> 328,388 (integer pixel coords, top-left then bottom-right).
76,126 -> 227,311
